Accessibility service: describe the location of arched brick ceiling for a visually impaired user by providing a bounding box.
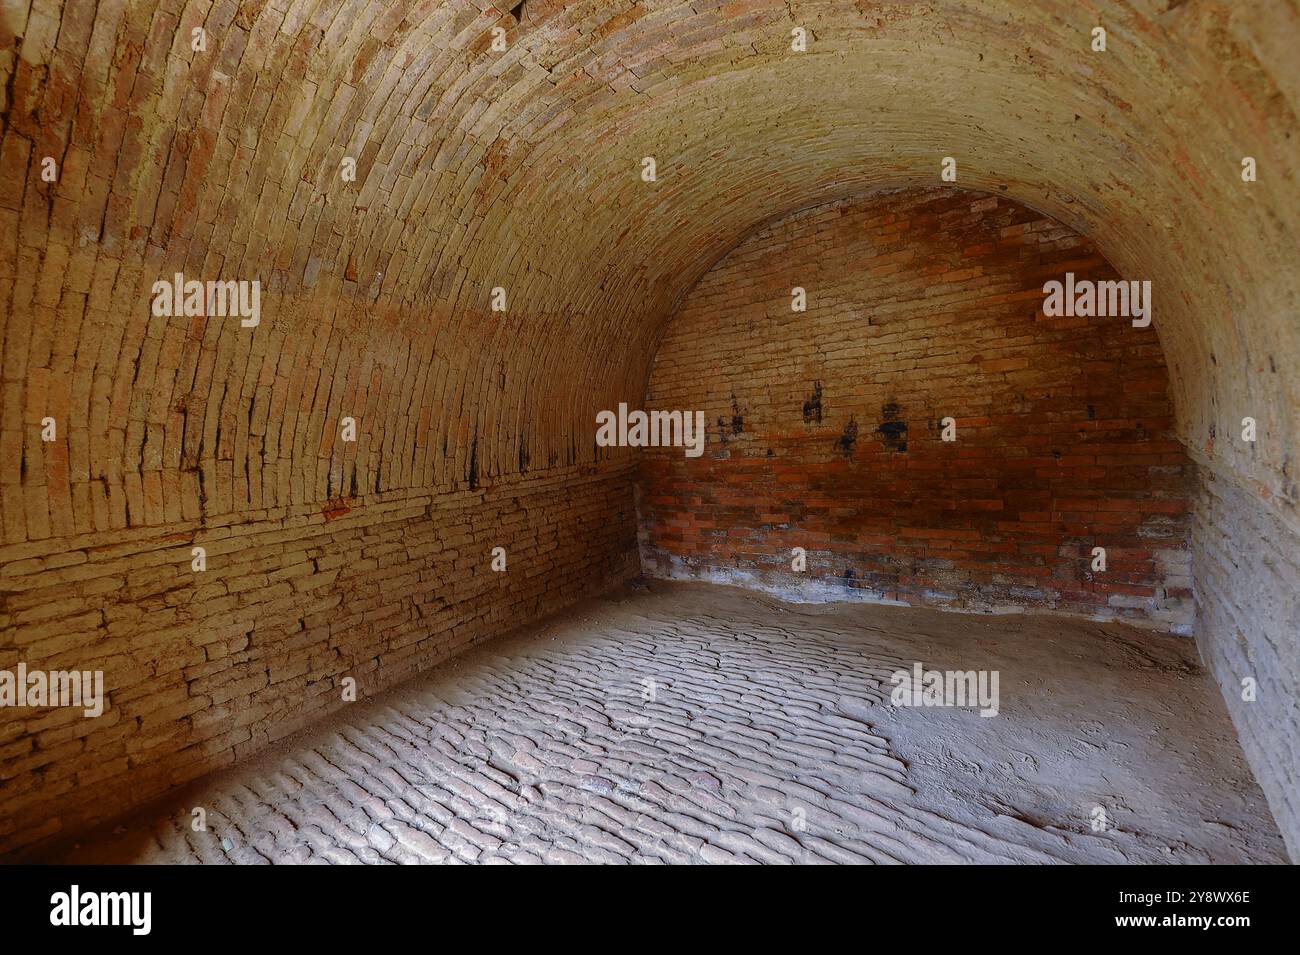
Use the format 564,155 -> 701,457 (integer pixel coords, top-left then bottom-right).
2,0 -> 1297,539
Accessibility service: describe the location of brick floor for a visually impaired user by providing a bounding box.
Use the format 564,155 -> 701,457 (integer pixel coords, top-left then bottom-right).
39,583 -> 1286,864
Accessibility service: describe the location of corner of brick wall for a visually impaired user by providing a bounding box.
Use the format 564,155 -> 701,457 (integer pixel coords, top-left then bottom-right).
0,462 -> 640,856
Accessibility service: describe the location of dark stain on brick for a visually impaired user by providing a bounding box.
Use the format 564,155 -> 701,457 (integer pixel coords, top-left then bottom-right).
468,436 -> 479,489
802,381 -> 823,423
836,416 -> 859,458
730,393 -> 745,434
876,401 -> 908,452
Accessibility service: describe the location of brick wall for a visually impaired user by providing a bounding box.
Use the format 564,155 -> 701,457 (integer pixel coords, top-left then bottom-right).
1192,464 -> 1300,859
639,189 -> 1193,628
0,232 -> 646,855
1,461 -> 639,855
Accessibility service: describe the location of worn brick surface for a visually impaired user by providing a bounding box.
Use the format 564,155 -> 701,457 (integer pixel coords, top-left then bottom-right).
35,584 -> 1286,865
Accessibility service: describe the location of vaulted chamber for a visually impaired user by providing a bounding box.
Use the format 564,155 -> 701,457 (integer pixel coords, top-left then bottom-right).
1,0 -> 1297,861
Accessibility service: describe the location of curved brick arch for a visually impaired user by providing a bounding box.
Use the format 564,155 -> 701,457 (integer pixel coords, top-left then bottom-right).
1,1 -> 1298,856
2,1 -> 1297,530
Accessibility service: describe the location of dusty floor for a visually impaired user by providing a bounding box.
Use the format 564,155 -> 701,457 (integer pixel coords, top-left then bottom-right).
39,581 -> 1286,864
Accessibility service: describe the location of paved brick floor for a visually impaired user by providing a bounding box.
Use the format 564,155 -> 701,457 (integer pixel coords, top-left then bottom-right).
43,582 -> 1286,864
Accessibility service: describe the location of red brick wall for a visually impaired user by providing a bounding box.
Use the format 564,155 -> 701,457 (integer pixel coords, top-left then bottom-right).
639,188 -> 1193,629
